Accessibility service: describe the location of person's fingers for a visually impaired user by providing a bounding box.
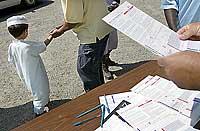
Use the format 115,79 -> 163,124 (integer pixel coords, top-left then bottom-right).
50,28 -> 60,34
177,25 -> 187,35
177,25 -> 192,40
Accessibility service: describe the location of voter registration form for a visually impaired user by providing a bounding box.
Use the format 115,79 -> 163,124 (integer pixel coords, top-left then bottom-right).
103,1 -> 200,56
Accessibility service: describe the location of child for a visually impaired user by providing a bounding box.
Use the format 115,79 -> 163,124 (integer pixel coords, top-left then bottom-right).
7,15 -> 53,116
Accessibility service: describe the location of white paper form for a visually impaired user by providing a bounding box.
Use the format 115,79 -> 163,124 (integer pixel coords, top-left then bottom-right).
131,76 -> 200,126
143,116 -> 198,131
103,1 -> 180,56
130,75 -> 153,92
118,100 -> 192,130
97,92 -> 147,131
99,92 -> 148,116
95,115 -> 136,131
180,40 -> 200,52
103,1 -> 200,56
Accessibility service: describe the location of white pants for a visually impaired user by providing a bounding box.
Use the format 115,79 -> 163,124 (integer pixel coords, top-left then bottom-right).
30,79 -> 50,114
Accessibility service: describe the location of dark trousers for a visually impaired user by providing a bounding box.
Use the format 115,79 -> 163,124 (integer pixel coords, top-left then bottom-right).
77,35 -> 109,92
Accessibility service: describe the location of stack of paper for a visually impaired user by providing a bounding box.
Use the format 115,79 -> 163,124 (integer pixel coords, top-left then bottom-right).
96,76 -> 200,131
132,76 -> 200,122
103,1 -> 200,56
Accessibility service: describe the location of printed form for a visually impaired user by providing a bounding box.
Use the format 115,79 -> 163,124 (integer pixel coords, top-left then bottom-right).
131,76 -> 200,126
117,100 -> 193,131
103,1 -> 200,56
95,77 -> 200,130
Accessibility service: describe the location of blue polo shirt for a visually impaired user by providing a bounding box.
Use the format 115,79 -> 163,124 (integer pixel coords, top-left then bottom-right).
161,0 -> 200,29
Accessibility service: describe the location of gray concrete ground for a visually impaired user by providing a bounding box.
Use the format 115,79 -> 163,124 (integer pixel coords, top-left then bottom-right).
0,0 -> 166,130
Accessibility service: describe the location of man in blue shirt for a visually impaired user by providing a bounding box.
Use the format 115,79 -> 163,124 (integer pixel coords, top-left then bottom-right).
161,0 -> 200,32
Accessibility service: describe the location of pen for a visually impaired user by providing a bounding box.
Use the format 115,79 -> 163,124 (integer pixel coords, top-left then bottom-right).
104,94 -> 110,113
76,104 -> 102,118
100,105 -> 105,128
111,95 -> 115,104
115,112 -> 134,128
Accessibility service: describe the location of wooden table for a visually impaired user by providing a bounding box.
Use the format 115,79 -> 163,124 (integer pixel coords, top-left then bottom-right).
13,60 -> 165,131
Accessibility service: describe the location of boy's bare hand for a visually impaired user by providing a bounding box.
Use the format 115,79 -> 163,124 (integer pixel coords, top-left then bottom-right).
47,34 -> 53,41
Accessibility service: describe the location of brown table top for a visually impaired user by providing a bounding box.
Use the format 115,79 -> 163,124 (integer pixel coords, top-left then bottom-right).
13,60 -> 165,131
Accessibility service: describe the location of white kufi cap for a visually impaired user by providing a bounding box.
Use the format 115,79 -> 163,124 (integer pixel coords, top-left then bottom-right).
7,15 -> 28,27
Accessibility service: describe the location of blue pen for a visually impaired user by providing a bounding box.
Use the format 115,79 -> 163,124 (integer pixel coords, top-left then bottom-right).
76,104 -> 102,118
104,94 -> 110,113
100,105 -> 105,128
111,95 -> 115,104
73,115 -> 100,126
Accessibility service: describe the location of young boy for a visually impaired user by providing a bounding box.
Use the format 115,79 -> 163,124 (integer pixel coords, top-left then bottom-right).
7,15 -> 53,116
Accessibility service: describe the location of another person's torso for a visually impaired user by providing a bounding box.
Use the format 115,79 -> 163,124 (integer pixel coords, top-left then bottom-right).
8,40 -> 48,90
177,0 -> 200,29
61,0 -> 113,44
161,0 -> 200,29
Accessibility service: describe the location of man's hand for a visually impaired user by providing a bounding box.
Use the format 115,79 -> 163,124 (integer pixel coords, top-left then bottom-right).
50,22 -> 78,38
157,51 -> 200,90
50,28 -> 64,38
177,22 -> 200,40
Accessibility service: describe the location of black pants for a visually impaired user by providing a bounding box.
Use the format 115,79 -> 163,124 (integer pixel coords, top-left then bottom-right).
77,35 -> 109,92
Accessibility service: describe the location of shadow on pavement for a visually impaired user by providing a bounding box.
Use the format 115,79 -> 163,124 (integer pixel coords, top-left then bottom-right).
0,0 -> 54,22
111,60 -> 150,77
0,99 -> 71,131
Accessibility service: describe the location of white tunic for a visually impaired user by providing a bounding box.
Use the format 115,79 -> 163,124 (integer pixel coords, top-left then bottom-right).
8,39 -> 49,114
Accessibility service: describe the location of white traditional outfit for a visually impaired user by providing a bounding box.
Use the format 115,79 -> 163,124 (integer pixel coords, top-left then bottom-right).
7,16 -> 50,115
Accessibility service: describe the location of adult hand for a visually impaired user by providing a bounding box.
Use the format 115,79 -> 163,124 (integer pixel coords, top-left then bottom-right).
157,51 -> 200,90
50,28 -> 64,38
177,22 -> 200,41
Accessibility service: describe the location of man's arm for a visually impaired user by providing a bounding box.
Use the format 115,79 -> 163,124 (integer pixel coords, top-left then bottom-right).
158,51 -> 200,90
50,22 -> 78,38
44,35 -> 53,46
164,9 -> 178,32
